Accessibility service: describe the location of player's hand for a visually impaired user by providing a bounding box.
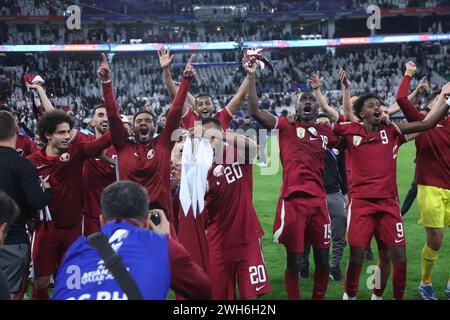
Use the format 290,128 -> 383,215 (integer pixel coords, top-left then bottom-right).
309,71 -> 324,91
148,209 -> 170,236
97,53 -> 111,82
441,81 -> 450,96
405,61 -> 417,77
183,55 -> 196,79
243,57 -> 257,75
40,176 -> 51,190
416,76 -> 429,93
170,163 -> 181,189
25,82 -> 43,90
339,69 -> 349,89
158,47 -> 174,69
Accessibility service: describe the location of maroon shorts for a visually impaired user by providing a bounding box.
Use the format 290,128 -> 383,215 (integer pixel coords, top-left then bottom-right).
83,215 -> 101,236
347,198 -> 405,249
208,239 -> 271,300
273,193 -> 331,253
31,222 -> 82,278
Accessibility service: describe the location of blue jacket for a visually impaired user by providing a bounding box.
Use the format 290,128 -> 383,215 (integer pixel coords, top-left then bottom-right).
52,220 -> 170,300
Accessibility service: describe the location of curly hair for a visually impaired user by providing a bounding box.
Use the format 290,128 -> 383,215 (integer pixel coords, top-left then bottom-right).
37,110 -> 74,143
353,93 -> 380,120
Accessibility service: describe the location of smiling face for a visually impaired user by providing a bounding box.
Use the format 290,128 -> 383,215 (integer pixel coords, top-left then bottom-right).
133,112 -> 155,145
92,107 -> 109,135
195,95 -> 215,118
46,122 -> 71,151
295,92 -> 319,123
360,97 -> 381,125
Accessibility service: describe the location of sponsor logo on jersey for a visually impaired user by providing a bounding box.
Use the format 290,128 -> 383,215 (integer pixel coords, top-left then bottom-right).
307,127 -> 318,136
147,149 -> 155,160
353,135 -> 362,146
213,165 -> 224,177
296,127 -> 305,139
60,152 -> 70,162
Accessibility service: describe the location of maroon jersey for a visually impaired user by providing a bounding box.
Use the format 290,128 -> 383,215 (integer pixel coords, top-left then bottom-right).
205,146 -> 263,250
180,107 -> 232,130
16,134 -> 38,157
82,134 -> 117,218
333,121 -> 407,199
397,75 -> 449,190
102,77 -> 192,222
27,134 -> 111,228
276,117 -> 339,199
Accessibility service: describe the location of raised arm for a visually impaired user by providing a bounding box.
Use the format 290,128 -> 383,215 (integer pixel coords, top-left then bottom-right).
389,75 -> 429,116
225,76 -> 250,115
26,83 -> 54,112
340,69 -> 359,122
397,87 -> 449,135
223,131 -> 258,163
158,48 -> 196,115
160,55 -> 195,145
396,61 -> 426,121
98,53 -> 127,151
309,71 -> 338,122
244,62 -> 277,130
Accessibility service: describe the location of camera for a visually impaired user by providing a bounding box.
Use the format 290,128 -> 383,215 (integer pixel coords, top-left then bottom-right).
150,210 -> 161,225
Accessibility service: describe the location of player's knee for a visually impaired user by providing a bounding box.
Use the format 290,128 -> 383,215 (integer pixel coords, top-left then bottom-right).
286,253 -> 303,274
34,276 -> 50,290
349,247 -> 365,265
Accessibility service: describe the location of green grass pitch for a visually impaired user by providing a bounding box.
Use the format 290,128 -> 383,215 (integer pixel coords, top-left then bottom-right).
254,137 -> 449,300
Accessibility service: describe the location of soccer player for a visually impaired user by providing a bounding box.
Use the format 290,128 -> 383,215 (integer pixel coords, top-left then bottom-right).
82,105 -> 117,235
333,86 -> 447,300
158,47 -> 248,130
27,110 -> 112,300
246,62 -> 338,300
396,60 -> 450,300
200,117 -> 270,299
98,53 -> 194,228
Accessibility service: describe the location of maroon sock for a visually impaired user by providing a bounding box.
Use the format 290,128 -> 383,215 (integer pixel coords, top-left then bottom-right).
32,287 -> 49,300
392,264 -> 407,300
344,263 -> 362,298
284,270 -> 300,300
373,287 -> 385,297
312,267 -> 329,300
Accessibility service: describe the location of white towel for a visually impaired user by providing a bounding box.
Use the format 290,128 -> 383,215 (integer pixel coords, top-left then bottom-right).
179,136 -> 213,218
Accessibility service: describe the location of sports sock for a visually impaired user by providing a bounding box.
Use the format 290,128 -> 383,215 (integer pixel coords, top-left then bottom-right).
284,270 -> 300,300
421,244 -> 438,285
312,267 -> 329,300
392,264 -> 407,300
344,262 -> 362,298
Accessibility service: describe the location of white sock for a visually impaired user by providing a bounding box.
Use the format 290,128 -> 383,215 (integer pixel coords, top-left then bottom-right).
447,280 -> 450,291
371,293 -> 382,300
343,292 -> 356,300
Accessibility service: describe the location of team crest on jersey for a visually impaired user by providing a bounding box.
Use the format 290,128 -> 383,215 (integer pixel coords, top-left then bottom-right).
213,165 -> 224,177
296,127 -> 305,139
15,148 -> 24,156
147,149 -> 155,160
353,136 -> 362,146
60,152 -> 70,162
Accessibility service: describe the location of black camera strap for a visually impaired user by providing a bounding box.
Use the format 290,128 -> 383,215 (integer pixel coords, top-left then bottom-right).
87,232 -> 143,300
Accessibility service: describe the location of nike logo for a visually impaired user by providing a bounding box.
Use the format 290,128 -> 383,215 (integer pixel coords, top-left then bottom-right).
255,284 -> 266,292
133,152 -> 140,158
324,239 -> 331,245
216,181 -> 221,185
436,124 -> 443,128
309,137 -> 319,141
36,165 -> 46,170
395,238 -> 404,243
